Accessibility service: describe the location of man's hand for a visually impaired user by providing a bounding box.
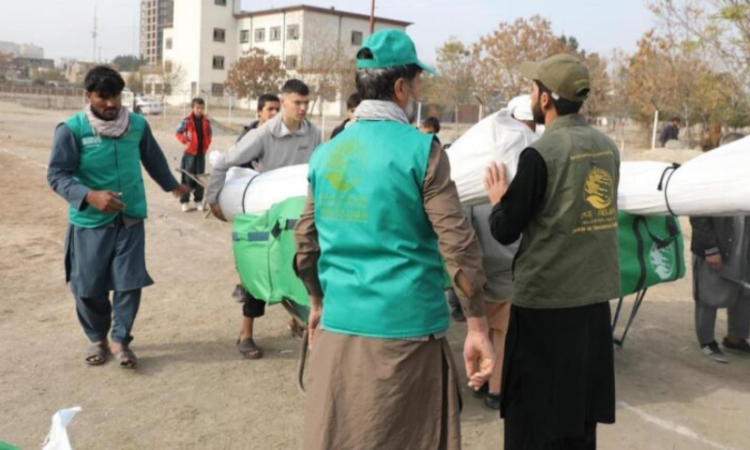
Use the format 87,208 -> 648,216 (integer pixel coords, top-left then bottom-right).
463,317 -> 495,391
85,190 -> 125,214
706,253 -> 723,272
210,203 -> 227,222
307,300 -> 323,350
484,162 -> 508,206
172,184 -> 192,199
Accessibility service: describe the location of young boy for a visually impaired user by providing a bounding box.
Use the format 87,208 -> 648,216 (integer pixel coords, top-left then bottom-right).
176,98 -> 213,212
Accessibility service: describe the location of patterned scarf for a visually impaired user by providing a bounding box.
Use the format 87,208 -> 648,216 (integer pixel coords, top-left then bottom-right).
354,100 -> 409,125
85,104 -> 130,138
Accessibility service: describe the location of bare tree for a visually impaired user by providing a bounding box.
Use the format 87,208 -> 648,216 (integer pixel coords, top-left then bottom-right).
225,48 -> 287,105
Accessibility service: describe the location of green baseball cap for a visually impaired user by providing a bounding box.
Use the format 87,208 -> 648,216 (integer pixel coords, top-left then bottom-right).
356,29 -> 436,75
520,54 -> 590,102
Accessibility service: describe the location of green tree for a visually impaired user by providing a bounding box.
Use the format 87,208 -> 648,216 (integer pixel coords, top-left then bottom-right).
112,55 -> 147,72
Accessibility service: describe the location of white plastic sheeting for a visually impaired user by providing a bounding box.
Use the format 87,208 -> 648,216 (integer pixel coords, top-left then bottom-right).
218,165 -> 309,221
42,406 -> 82,450
446,111 -> 540,206
619,136 -> 750,216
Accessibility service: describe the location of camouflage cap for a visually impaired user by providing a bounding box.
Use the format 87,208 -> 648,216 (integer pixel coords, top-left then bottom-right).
520,54 -> 590,102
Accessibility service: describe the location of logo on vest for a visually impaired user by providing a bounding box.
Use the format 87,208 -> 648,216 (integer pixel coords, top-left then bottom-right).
324,139 -> 361,192
82,136 -> 102,147
649,242 -> 676,280
583,166 -> 615,210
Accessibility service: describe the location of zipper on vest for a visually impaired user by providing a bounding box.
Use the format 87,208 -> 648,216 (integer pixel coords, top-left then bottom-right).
114,142 -> 123,195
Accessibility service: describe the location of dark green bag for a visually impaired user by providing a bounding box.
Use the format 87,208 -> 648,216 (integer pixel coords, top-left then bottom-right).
618,211 -> 686,297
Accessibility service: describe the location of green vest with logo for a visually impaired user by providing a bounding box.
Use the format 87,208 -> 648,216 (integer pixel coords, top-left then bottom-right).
309,120 -> 448,339
513,114 -> 621,309
64,111 -> 148,228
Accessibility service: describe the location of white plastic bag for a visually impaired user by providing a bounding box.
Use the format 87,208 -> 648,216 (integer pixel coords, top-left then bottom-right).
42,406 -> 82,450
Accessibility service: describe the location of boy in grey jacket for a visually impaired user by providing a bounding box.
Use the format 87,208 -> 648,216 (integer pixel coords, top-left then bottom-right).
207,79 -> 321,359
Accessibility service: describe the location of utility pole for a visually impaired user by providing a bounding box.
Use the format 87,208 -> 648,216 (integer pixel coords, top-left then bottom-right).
369,0 -> 375,34
92,4 -> 98,62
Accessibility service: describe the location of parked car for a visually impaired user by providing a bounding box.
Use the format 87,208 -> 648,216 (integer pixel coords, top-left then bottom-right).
135,96 -> 163,115
122,89 -> 136,112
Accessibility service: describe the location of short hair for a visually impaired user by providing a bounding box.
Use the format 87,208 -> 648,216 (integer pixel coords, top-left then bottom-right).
346,93 -> 362,110
671,117 -> 682,123
257,94 -> 280,111
534,80 -> 583,116
355,48 -> 422,101
192,97 -> 205,106
720,132 -> 746,146
281,79 -> 310,96
422,116 -> 441,133
84,65 -> 125,98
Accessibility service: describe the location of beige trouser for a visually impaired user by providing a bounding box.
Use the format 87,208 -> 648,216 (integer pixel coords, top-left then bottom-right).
485,301 -> 511,394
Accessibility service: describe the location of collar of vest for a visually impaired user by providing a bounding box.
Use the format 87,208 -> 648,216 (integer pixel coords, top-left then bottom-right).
545,114 -> 588,133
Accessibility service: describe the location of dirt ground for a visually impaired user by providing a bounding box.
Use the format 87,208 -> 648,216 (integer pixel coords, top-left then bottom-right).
0,101 -> 748,450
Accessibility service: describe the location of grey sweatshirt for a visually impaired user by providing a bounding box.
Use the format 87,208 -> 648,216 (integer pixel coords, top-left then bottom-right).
206,114 -> 321,204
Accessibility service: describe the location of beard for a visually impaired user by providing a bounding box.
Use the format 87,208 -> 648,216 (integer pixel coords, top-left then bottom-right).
532,98 -> 545,125
405,94 -> 418,124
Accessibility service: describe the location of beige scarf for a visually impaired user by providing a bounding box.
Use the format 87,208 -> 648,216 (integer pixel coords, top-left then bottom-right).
85,105 -> 131,138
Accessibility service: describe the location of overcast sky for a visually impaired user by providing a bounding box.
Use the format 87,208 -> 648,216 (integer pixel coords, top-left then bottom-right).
0,0 -> 654,63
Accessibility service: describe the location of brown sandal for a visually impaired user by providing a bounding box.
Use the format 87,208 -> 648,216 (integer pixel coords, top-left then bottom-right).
237,337 -> 263,359
85,342 -> 109,366
115,347 -> 137,369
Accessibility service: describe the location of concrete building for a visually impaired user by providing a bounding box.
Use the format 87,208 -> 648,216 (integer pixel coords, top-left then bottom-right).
163,1 -> 411,116
141,0 -> 174,65
0,41 -> 44,59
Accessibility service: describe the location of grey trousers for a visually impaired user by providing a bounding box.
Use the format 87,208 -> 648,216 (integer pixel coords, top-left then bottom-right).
695,298 -> 750,346
75,289 -> 142,345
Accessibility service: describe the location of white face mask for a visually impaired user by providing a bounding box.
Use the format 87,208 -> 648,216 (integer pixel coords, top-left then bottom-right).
405,93 -> 418,124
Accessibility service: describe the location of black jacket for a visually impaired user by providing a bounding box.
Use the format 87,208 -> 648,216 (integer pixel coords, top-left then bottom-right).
690,216 -> 735,260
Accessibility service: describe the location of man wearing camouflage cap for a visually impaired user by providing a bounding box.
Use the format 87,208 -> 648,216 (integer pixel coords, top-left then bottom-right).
484,54 -> 620,448
295,29 -> 495,449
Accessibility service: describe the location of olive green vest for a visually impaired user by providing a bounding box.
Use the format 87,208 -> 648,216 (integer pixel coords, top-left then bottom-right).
64,111 -> 148,228
513,114 -> 621,308
309,120 -> 448,339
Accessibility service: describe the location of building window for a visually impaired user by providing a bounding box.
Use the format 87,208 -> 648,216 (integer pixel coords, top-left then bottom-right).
214,28 -> 226,43
212,83 -> 224,96
212,56 -> 225,70
215,0 -> 226,5
287,24 -> 300,40
270,26 -> 281,41
164,60 -> 173,73
351,31 -> 363,46
240,30 -> 250,44
285,55 -> 298,70
255,28 -> 265,43
165,38 -> 173,50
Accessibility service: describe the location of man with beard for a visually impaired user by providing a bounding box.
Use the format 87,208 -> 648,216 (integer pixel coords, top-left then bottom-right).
294,30 -> 495,450
47,66 -> 191,368
484,54 -> 620,449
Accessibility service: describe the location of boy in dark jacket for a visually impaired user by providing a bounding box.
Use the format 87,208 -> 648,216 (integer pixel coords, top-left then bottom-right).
176,98 -> 212,212
690,132 -> 750,363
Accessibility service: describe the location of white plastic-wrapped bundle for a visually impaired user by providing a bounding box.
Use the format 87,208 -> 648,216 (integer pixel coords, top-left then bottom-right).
218,165 -> 309,221
447,111 -> 539,206
619,136 -> 750,216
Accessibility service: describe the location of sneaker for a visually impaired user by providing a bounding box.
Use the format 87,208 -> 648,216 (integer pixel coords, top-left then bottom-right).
722,338 -> 750,356
232,284 -> 248,303
181,202 -> 195,212
197,202 -> 206,212
701,342 -> 729,363
483,393 -> 502,411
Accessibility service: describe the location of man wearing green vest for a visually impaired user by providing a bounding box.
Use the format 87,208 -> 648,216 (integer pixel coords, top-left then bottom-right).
294,30 -> 494,450
47,66 -> 191,369
484,55 -> 620,448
